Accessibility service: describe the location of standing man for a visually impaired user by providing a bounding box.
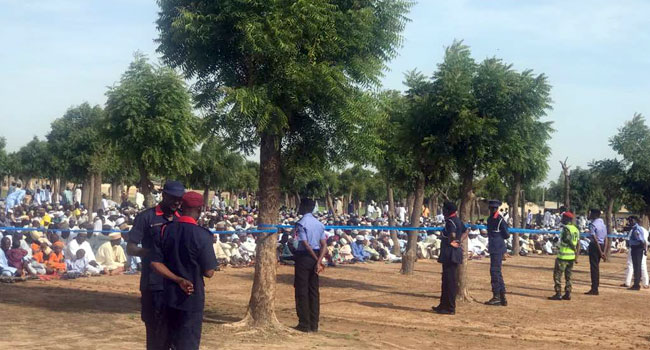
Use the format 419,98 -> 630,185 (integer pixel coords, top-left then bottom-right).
585,209 -> 607,295
548,212 -> 579,300
626,216 -> 647,291
485,200 -> 509,306
293,198 -> 326,332
151,191 -> 217,350
127,181 -> 184,350
433,202 -> 465,315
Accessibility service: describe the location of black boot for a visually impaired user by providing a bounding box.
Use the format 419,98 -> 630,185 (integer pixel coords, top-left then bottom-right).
562,292 -> 571,300
485,294 -> 501,306
547,293 -> 562,300
500,292 -> 507,306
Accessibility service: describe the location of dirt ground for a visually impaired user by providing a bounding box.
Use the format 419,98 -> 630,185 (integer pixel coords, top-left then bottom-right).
1,253 -> 648,350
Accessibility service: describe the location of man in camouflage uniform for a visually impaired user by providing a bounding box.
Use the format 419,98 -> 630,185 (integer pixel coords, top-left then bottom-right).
549,211 -> 580,301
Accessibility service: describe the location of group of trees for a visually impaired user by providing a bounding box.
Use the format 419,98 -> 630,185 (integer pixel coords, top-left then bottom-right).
5,0 -> 650,332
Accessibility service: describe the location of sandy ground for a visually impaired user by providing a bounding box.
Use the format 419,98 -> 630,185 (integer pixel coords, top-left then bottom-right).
1,253 -> 648,350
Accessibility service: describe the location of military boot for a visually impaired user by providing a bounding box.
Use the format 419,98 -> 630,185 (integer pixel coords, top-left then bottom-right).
562,293 -> 571,300
485,294 -> 501,306
500,292 -> 507,306
547,293 -> 562,300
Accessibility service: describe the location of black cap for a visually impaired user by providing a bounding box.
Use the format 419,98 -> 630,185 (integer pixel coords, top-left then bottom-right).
488,200 -> 501,208
162,181 -> 185,198
443,201 -> 457,213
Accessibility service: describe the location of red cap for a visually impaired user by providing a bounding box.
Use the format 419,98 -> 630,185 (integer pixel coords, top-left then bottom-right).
182,192 -> 204,209
562,211 -> 575,219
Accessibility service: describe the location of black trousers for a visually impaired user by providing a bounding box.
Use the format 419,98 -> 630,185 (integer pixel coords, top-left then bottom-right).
490,253 -> 505,294
631,245 -> 644,288
294,251 -> 320,330
439,262 -> 458,312
588,241 -> 604,291
166,307 -> 204,350
141,290 -> 169,350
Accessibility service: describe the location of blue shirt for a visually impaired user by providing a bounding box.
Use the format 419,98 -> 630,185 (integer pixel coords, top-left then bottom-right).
588,218 -> 607,244
295,213 -> 326,251
628,224 -> 647,247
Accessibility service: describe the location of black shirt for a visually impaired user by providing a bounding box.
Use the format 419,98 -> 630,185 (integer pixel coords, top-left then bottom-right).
151,216 -> 217,312
128,205 -> 178,292
487,212 -> 509,254
438,214 -> 465,264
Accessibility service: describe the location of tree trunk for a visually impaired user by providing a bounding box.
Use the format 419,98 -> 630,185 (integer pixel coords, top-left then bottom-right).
138,162 -> 155,208
604,197 -> 614,260
457,167 -> 473,302
387,182 -> 400,256
111,180 -> 121,203
520,190 -> 526,229
203,187 -> 210,208
326,190 -> 335,216
239,132 -> 281,328
82,176 -> 91,209
400,175 -> 425,274
407,192 -> 415,221
511,174 -> 522,256
92,172 -> 102,212
88,174 -> 95,213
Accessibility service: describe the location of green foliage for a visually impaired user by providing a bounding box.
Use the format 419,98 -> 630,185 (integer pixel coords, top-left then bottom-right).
12,137 -> 50,180
105,54 -> 198,180
610,114 -> 650,213
185,137 -> 246,192
589,158 -> 625,211
47,103 -> 107,182
156,0 -> 412,164
0,137 -> 9,178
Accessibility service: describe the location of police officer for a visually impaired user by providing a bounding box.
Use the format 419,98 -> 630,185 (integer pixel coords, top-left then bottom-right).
432,201 -> 465,315
585,209 -> 607,295
150,191 -> 217,350
548,211 -> 579,300
293,198 -> 326,332
126,181 -> 184,350
485,200 -> 509,306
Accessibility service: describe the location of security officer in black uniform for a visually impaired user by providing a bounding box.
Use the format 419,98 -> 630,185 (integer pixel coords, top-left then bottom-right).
293,198 -> 327,332
433,201 -> 465,315
151,191 -> 217,350
126,181 -> 184,350
485,200 -> 509,306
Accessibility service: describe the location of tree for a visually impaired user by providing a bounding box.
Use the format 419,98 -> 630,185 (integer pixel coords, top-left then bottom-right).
105,54 -> 198,208
560,158 -> 571,210
0,138 -> 9,189
13,137 -> 50,186
47,103 -> 108,210
610,114 -> 650,225
156,0 -> 411,328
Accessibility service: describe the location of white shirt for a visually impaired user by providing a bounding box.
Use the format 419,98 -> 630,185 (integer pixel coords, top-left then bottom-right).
66,239 -> 97,262
397,207 -> 406,222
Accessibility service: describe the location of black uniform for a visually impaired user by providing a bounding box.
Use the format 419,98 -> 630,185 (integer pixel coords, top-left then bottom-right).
487,212 -> 509,294
437,214 -> 465,313
128,205 -> 177,350
151,216 -> 217,350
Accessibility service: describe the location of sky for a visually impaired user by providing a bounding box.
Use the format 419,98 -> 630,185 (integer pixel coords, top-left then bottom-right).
1,0 -> 649,184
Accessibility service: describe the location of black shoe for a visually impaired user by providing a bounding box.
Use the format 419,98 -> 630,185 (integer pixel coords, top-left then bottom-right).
485,296 -> 501,306
435,308 -> 455,315
500,292 -> 508,306
562,293 -> 571,300
548,293 -> 562,300
310,324 -> 319,333
619,283 -> 628,287
584,290 -> 599,295
431,305 -> 442,312
293,325 -> 310,333
628,285 -> 641,291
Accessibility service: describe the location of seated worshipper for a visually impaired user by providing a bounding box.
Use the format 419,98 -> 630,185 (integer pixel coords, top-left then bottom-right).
351,234 -> 371,262
67,249 -> 102,275
65,231 -> 102,271
338,238 -> 354,262
0,237 -> 18,276
278,232 -> 295,265
239,234 -> 256,263
543,237 -> 555,255
326,240 -> 340,266
46,241 -> 67,274
468,231 -> 487,259
212,234 -> 230,266
7,239 -> 28,277
363,237 -> 381,261
96,232 -> 127,275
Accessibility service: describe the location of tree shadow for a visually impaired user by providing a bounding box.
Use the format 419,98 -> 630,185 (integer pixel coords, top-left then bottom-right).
0,283 -> 140,314
354,301 -> 433,313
